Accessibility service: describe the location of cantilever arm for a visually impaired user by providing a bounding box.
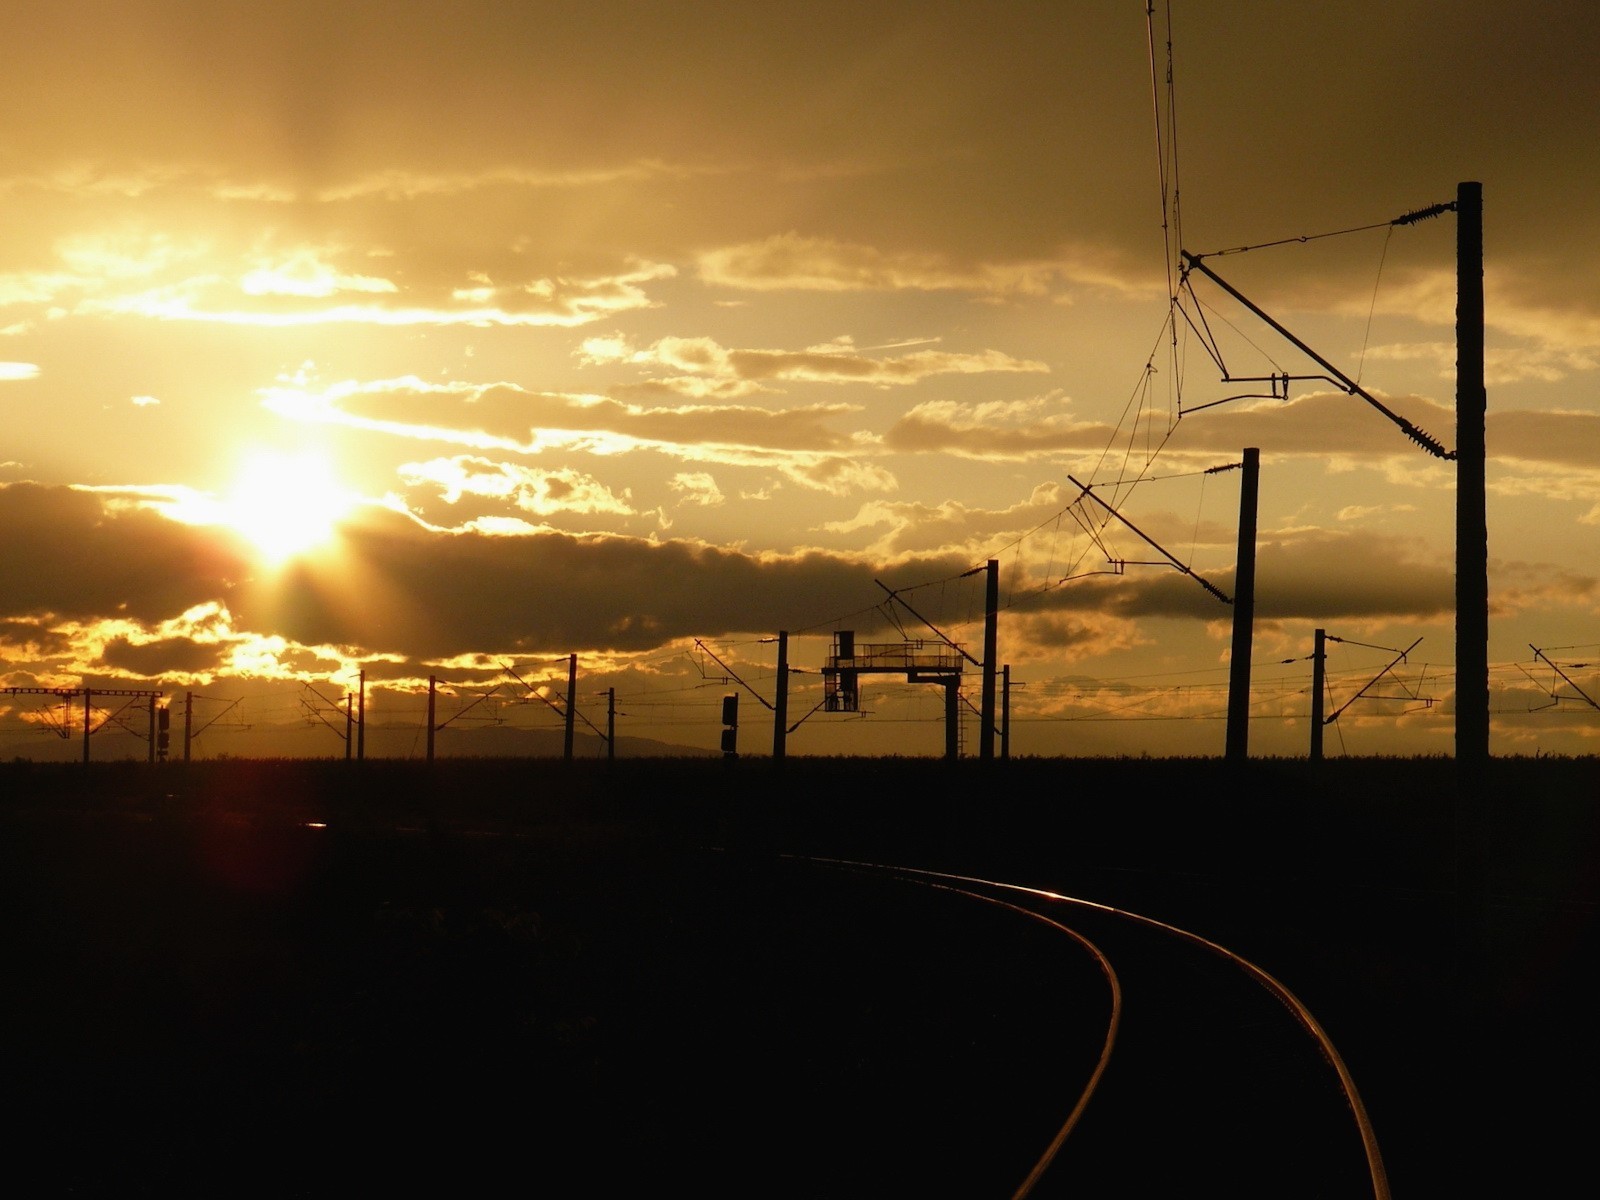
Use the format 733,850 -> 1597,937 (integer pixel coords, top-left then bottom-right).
1180,251 -> 1454,460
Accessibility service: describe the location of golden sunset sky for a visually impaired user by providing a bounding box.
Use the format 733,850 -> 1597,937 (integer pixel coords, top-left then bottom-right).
4,1 -> 1598,760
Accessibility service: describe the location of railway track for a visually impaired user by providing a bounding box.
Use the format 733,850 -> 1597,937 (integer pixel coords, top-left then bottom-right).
797,857 -> 1391,1199
619,849 -> 1389,1198
4,775 -> 1558,1196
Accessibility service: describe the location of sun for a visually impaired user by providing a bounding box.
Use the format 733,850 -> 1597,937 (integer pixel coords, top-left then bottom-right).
224,449 -> 357,565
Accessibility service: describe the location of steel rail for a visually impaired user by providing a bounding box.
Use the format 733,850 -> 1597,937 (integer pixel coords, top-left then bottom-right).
803,856 -> 1391,1200
812,859 -> 1122,1199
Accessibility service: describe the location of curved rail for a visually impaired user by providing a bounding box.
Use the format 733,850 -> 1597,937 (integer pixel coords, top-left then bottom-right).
826,865 -> 1124,1200
804,856 -> 1391,1200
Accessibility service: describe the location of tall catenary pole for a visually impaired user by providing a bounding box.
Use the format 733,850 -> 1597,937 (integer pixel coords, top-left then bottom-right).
357,669 -> 366,761
426,675 -> 436,763
607,688 -> 616,761
564,653 -> 577,760
82,688 -> 91,764
183,690 -> 193,762
944,679 -> 959,760
1225,448 -> 1260,761
980,559 -> 998,760
1456,181 -> 1488,764
1453,181 -> 1491,1065
772,631 -> 789,760
1001,665 -> 1011,760
1310,628 -> 1326,761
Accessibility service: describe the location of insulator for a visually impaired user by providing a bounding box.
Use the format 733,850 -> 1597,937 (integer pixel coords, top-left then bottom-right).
1403,422 -> 1454,459
1393,201 -> 1456,226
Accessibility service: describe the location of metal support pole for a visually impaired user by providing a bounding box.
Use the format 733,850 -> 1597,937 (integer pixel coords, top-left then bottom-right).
1311,629 -> 1326,761
1452,179 -> 1490,1097
944,678 -> 958,761
427,675 -> 436,763
184,691 -> 193,762
1225,448 -> 1260,761
357,670 -> 365,761
1001,665 -> 1011,760
82,688 -> 91,764
564,654 -> 577,760
772,631 -> 789,760
1456,180 -> 1488,764
607,688 -> 616,761
980,560 -> 998,760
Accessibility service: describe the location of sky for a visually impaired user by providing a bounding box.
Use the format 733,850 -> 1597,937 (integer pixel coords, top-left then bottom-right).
4,1 -> 1600,762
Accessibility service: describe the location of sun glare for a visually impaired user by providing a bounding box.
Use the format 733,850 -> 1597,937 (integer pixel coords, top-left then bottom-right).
226,450 -> 356,565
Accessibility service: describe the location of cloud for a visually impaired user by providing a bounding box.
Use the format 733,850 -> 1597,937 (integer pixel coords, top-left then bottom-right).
100,634 -> 229,677
0,482 -> 976,670
270,376 -> 864,455
669,473 -> 724,508
1012,526 -> 1455,625
265,376 -> 901,497
86,256 -> 674,329
582,333 -> 1048,391
398,456 -> 636,518
883,394 -> 1113,459
1491,410 -> 1600,470
699,233 -> 1152,299
0,483 -> 252,623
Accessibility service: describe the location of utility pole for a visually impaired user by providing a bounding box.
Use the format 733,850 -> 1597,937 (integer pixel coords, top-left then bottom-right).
344,693 -> 353,761
1453,180 -> 1490,1089
183,691 -> 193,762
980,560 -> 998,760
607,688 -> 616,761
82,688 -> 92,764
564,653 -> 577,760
944,679 -> 959,761
772,630 -> 789,761
146,696 -> 156,764
1311,628 -> 1327,761
1456,180 -> 1488,765
427,675 -> 436,763
357,670 -> 366,761
1001,665 -> 1011,760
1226,448 -> 1260,761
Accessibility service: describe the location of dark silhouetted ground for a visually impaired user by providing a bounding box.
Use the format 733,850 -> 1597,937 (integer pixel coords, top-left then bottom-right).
2,756 -> 1594,1195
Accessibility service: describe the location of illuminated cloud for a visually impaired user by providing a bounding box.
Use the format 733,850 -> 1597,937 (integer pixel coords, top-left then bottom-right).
669,473 -> 724,508
313,160 -> 706,202
883,394 -> 1113,459
398,456 -> 635,517
699,233 -> 1099,296
582,333 -> 1047,391
0,482 -> 968,668
262,376 -> 900,496
88,258 -> 674,328
240,247 -> 397,298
